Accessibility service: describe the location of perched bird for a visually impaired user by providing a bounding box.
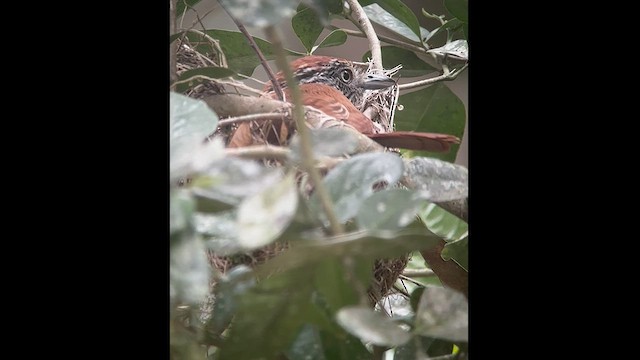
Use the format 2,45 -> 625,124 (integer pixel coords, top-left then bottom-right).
227,55 -> 459,152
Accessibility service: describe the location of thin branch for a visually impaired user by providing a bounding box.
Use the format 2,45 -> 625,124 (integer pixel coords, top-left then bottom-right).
328,26 -> 427,55
392,284 -> 411,298
170,0 -> 178,84
224,145 -> 290,162
401,269 -> 436,277
219,2 -> 283,101
184,28 -> 227,67
264,25 -> 344,236
217,113 -> 287,127
345,0 -> 382,71
398,63 -> 468,91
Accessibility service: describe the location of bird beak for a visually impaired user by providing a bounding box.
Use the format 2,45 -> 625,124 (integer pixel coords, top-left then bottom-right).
362,73 -> 396,89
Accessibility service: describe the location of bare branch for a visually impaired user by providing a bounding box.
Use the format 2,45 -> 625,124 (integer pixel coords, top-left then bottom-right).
402,269 -> 436,277
265,25 -> 345,236
217,112 -> 287,127
224,145 -> 291,161
345,0 -> 382,71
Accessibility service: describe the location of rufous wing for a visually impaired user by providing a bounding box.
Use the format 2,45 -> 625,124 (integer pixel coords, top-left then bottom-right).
367,131 -> 461,152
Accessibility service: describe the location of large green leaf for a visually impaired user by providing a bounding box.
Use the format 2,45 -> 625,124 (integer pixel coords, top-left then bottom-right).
418,202 -> 468,242
442,235 -> 468,271
195,211 -> 244,256
310,152 -> 405,223
169,92 -> 220,179
292,6 -> 324,53
289,128 -> 360,161
314,257 -> 374,312
256,227 -> 441,277
362,46 -> 437,77
204,265 -> 254,338
236,171 -> 299,249
402,157 -> 468,202
217,265 -> 323,360
336,306 -> 411,346
427,39 -> 469,62
445,0 -> 468,23
394,83 -> 466,162
316,29 -> 348,49
175,66 -> 236,93
218,0 -> 298,27
175,0 -> 202,17
186,30 -> 303,76
414,287 -> 468,342
355,188 -> 426,231
287,324 -> 327,360
361,0 -> 421,40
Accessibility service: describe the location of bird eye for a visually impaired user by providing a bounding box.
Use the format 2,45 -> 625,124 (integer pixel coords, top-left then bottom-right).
340,69 -> 352,82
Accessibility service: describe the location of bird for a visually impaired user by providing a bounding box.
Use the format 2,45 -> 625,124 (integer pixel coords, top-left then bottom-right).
227,55 -> 460,152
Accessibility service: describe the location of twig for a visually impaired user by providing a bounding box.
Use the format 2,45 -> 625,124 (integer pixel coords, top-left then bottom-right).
401,269 -> 436,277
398,63 -> 468,91
224,145 -> 290,162
264,25 -> 344,236
183,29 -> 227,67
345,0 -> 382,71
392,284 -> 410,298
219,2 -> 284,101
217,113 -> 287,127
328,26 -> 427,55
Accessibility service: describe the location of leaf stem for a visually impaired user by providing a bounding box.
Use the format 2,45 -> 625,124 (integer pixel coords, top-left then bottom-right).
264,26 -> 344,236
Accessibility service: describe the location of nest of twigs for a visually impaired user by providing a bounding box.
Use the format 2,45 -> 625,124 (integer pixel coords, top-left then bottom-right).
175,40 -> 410,308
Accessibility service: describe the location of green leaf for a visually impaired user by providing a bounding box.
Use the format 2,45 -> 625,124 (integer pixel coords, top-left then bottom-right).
418,202 -> 468,242
402,157 -> 468,202
336,306 -> 411,346
442,235 -> 468,271
237,171 -> 299,249
169,233 -> 210,305
205,265 -> 254,338
175,66 -> 236,93
394,83 -> 466,162
362,46 -> 437,77
287,324 -> 327,360
414,287 -> 468,342
292,7 -> 324,53
169,92 -> 220,179
219,0 -> 298,27
310,152 -> 404,223
445,0 -> 468,23
409,286 -> 425,312
361,0 -> 421,40
193,157 -> 283,206
170,189 -> 195,235
187,30 -> 303,76
218,266 -> 321,360
314,257 -> 374,312
195,211 -> 244,256
169,31 -> 184,44
175,0 -> 202,17
256,228 -> 441,277
355,188 -> 426,231
303,0 -> 343,15
422,17 -> 463,45
315,29 -> 348,49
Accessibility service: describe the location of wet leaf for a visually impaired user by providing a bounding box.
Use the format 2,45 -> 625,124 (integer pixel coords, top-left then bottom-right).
355,188 -> 427,231
442,235 -> 468,271
289,128 -> 359,160
427,39 -> 469,61
418,202 -> 468,241
237,172 -> 299,249
169,233 -> 210,305
414,287 -> 468,342
361,1 -> 421,40
336,306 -> 411,346
310,152 -> 404,223
219,0 -> 299,28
